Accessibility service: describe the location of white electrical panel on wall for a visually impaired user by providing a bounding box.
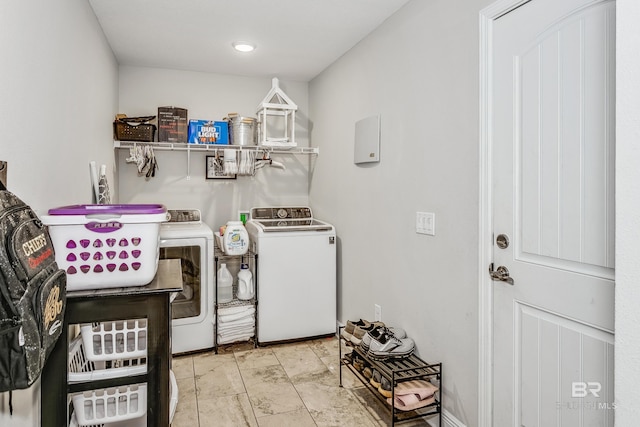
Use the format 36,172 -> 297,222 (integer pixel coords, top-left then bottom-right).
354,115 -> 380,164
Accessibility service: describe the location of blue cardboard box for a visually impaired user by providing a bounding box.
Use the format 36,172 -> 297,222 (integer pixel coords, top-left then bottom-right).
188,120 -> 229,144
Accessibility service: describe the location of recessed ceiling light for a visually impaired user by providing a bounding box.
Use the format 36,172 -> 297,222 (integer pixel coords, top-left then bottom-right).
232,41 -> 256,53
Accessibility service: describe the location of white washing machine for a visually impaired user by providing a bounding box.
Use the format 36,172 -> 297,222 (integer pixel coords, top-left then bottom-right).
160,209 -> 214,354
245,207 -> 336,343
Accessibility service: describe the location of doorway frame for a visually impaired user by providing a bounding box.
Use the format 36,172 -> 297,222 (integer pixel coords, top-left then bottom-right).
478,1 -> 531,426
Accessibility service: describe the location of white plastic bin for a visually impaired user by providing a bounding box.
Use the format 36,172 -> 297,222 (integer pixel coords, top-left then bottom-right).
41,204 -> 168,291
69,370 -> 178,426
72,383 -> 147,425
80,319 -> 147,362
68,335 -> 146,383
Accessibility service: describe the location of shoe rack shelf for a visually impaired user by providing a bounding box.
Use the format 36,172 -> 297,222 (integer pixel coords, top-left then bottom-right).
338,327 -> 442,427
213,244 -> 258,353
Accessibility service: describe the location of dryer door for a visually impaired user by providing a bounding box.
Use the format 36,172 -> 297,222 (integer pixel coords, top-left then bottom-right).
160,237 -> 208,325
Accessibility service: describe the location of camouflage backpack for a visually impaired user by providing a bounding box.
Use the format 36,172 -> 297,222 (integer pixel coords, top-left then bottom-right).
0,186 -> 66,411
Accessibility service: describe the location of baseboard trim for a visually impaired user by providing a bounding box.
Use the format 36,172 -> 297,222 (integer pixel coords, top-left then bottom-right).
427,408 -> 466,427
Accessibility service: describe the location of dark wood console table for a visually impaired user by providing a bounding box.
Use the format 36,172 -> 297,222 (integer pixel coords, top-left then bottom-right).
41,259 -> 182,427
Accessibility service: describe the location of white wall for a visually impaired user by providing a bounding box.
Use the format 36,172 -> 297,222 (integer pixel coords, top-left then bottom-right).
0,1 -> 118,426
0,1 -> 117,212
116,66 -> 311,230
615,0 -> 640,424
309,0 -> 489,424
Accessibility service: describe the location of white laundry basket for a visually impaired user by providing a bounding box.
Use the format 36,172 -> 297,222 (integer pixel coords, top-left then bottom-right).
79,319 -> 147,362
41,204 -> 168,291
70,319 -> 177,425
69,371 -> 178,426
68,335 -> 146,383
72,383 -> 147,425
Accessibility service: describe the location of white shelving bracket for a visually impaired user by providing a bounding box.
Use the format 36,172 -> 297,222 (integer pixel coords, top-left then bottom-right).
113,141 -> 319,155
114,141 -> 318,180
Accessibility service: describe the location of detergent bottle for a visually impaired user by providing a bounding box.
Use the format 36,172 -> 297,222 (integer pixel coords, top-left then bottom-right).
217,263 -> 233,303
223,221 -> 249,255
236,263 -> 254,300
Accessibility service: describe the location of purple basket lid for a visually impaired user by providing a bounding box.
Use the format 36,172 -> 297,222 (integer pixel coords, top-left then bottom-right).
48,204 -> 167,215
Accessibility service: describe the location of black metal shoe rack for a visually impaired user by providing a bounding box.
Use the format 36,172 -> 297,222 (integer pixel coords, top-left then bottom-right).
338,326 -> 442,427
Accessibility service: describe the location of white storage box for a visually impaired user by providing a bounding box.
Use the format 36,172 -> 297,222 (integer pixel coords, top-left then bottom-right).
68,335 -> 146,383
80,319 -> 147,362
41,204 -> 168,291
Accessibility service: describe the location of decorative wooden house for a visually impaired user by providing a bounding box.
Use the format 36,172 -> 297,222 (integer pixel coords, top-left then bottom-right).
256,77 -> 297,148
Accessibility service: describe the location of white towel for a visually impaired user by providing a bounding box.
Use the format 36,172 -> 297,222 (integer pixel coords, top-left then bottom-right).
217,333 -> 253,344
218,316 -> 254,328
218,307 -> 255,323
218,323 -> 254,336
218,305 -> 252,316
219,315 -> 254,326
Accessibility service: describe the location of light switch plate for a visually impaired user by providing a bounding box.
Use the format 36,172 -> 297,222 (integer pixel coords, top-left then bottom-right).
416,212 -> 435,236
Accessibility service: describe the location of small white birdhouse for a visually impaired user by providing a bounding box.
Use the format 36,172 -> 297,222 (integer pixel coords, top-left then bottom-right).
256,77 -> 297,148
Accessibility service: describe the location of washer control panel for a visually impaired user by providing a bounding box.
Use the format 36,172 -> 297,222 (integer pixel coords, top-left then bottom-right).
251,207 -> 313,220
167,209 -> 201,223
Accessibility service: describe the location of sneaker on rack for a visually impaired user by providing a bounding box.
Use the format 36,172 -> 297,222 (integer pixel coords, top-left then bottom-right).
361,326 -> 406,352
352,354 -> 365,372
363,366 -> 373,380
341,319 -> 371,341
379,376 -> 393,398
367,330 -> 403,354
351,321 -> 384,346
369,337 -> 415,360
370,369 -> 382,388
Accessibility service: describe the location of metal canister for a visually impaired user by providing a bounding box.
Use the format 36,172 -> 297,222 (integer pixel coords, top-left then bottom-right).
226,113 -> 257,146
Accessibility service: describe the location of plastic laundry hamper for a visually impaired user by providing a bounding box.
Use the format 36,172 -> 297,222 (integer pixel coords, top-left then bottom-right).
71,382 -> 147,425
68,332 -> 177,426
41,204 -> 168,291
68,335 -> 146,383
69,368 -> 177,426
79,319 -> 147,362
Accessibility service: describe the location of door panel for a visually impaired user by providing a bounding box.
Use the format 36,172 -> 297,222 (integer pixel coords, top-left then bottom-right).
491,0 -> 615,425
516,2 -> 615,276
518,304 -> 614,427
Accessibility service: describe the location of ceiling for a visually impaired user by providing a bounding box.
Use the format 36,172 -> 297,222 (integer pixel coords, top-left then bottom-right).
88,0 -> 411,82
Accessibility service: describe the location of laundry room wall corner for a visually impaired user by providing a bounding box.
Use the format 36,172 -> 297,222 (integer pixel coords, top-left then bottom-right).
0,1 -> 118,425
309,0 -> 494,424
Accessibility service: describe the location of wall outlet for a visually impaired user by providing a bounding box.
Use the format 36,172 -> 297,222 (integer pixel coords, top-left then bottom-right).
238,210 -> 251,224
374,304 -> 382,322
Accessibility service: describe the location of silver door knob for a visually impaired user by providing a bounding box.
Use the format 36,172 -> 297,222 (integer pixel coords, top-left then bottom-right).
489,263 -> 514,285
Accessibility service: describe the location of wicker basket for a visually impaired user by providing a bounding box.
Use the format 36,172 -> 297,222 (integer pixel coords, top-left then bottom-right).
114,116 -> 156,142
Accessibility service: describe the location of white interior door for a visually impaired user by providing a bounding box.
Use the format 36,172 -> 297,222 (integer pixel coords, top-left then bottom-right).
491,0 -> 615,425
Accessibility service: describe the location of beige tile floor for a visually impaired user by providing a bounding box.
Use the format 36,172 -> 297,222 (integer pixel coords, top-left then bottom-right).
170,337 -> 435,427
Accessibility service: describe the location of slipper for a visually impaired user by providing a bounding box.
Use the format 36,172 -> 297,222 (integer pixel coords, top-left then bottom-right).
387,379 -> 438,411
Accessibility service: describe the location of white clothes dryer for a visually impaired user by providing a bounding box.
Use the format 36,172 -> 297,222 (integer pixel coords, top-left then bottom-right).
160,209 -> 214,354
